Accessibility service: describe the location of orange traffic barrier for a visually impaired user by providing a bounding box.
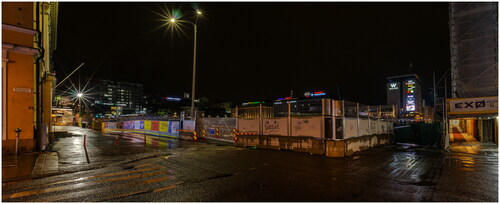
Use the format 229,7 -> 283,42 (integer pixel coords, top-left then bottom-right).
235,132 -> 258,136
233,129 -> 239,142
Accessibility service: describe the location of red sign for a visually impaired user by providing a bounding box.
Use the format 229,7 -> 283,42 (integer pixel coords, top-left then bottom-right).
151,121 -> 159,131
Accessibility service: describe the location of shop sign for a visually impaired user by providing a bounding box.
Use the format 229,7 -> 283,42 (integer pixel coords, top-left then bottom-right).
448,96 -> 498,114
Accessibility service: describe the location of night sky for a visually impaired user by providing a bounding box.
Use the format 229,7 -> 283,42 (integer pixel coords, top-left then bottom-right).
55,2 -> 450,105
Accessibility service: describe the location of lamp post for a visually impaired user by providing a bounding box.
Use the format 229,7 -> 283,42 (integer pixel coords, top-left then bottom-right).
170,10 -> 202,120
77,93 -> 83,115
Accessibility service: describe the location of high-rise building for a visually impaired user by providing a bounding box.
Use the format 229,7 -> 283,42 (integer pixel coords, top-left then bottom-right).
386,74 -> 423,119
92,80 -> 143,116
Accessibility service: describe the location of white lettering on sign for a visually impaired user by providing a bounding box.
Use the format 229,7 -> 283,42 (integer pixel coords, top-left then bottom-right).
13,88 -> 32,93
449,97 -> 498,114
388,83 -> 398,90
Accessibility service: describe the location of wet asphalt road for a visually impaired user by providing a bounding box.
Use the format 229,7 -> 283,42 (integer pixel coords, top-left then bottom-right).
2,127 -> 498,202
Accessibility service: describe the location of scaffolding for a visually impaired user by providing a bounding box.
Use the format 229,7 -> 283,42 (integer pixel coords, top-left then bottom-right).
450,2 -> 498,98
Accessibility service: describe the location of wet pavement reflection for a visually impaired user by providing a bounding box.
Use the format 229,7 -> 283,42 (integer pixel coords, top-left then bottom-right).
2,126 -> 496,202
51,126 -> 194,173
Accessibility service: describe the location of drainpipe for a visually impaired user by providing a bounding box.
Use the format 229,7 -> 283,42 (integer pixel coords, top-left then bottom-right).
35,2 -> 46,151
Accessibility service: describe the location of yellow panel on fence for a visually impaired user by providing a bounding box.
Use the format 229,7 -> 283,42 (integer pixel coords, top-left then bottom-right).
144,120 -> 152,130
159,121 -> 169,133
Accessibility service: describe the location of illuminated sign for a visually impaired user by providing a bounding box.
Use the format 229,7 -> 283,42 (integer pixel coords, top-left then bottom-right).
448,96 -> 498,114
242,101 -> 264,106
304,91 -> 326,98
277,97 -> 292,101
406,80 -> 415,94
164,97 -> 181,101
388,83 -> 398,90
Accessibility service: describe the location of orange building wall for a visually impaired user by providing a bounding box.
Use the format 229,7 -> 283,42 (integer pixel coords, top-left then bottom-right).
1,2 -> 33,29
6,52 -> 35,140
2,2 -> 37,154
2,30 -> 34,47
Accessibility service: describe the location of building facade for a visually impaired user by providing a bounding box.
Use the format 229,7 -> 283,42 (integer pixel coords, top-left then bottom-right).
386,74 -> 423,119
448,2 -> 498,144
2,2 -> 58,153
92,80 -> 143,117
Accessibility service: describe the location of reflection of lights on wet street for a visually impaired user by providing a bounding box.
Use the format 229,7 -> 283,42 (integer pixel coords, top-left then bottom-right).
72,138 -> 81,145
68,131 -> 84,135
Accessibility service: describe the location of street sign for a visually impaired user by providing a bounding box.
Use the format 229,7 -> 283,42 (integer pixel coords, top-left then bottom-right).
13,88 -> 32,93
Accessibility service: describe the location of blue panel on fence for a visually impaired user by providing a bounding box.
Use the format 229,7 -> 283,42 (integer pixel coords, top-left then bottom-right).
169,121 -> 180,133
208,128 -> 215,135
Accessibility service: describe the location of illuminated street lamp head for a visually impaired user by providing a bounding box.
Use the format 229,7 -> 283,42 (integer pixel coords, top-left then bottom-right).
196,10 -> 202,15
77,93 -> 83,98
170,18 -> 176,23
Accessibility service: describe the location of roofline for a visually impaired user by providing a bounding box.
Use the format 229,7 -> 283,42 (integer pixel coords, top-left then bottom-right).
386,74 -> 420,81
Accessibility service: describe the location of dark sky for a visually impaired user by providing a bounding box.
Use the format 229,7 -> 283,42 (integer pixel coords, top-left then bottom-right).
56,2 -> 450,105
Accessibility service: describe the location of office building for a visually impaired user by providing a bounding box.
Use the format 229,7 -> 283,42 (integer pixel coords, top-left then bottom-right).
386,74 -> 423,119
92,80 -> 143,116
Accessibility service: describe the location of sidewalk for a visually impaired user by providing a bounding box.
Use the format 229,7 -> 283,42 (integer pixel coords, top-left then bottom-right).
51,126 -> 172,173
449,142 -> 498,155
3,125 -> 175,183
2,152 -> 58,183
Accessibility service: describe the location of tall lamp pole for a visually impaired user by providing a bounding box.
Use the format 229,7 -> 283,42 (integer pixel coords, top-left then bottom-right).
190,17 -> 198,120
170,10 -> 202,120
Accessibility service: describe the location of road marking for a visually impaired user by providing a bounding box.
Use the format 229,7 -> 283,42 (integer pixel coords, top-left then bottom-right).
20,164 -> 161,190
31,175 -> 176,202
152,184 -> 179,192
98,170 -> 168,183
81,176 -> 176,202
3,168 -> 169,200
94,166 -> 163,178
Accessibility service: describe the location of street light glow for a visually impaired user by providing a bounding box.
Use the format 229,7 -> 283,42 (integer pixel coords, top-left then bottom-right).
196,10 -> 202,15
77,93 -> 83,98
170,18 -> 176,23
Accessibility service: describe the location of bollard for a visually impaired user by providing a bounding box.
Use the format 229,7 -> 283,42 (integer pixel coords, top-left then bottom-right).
115,135 -> 119,146
83,134 -> 87,147
215,128 -> 220,138
14,128 -> 21,155
193,131 -> 197,142
202,129 -> 207,138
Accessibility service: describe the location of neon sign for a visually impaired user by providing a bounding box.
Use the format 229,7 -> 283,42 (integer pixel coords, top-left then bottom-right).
388,83 -> 398,90
405,80 -> 416,111
304,91 -> 326,98
164,97 -> 181,101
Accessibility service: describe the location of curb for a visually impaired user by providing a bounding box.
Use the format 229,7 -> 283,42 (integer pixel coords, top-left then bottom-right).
203,137 -> 235,146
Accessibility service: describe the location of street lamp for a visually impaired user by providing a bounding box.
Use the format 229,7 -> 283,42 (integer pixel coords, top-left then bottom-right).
77,93 -> 83,115
169,10 -> 203,120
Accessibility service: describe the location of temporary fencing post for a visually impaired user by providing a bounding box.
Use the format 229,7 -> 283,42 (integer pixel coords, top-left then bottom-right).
216,128 -> 220,138
233,129 -> 239,143
193,131 -> 197,141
